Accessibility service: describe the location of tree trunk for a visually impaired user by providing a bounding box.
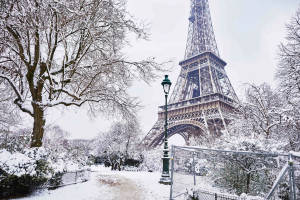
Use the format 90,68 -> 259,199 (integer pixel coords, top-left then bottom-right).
30,103 -> 45,147
27,62 -> 47,148
246,173 -> 251,194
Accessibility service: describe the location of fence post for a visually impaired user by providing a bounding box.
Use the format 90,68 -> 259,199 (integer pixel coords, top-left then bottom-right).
214,193 -> 217,200
192,151 -> 196,186
75,171 -> 78,183
169,145 -> 175,200
291,161 -> 296,200
266,161 -> 290,199
288,153 -> 296,200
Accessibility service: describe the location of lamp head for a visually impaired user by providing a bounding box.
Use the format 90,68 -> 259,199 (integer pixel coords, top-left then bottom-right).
161,75 -> 172,94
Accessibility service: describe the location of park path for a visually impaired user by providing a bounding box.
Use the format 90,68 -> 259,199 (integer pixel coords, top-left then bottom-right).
94,168 -> 170,200
97,174 -> 144,200
17,166 -> 170,200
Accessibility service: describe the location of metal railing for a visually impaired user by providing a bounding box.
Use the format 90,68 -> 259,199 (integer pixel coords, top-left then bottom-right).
48,169 -> 91,189
169,145 -> 299,200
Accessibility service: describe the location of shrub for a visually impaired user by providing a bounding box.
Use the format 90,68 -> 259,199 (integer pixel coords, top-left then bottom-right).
0,149 -> 52,198
48,172 -> 64,188
139,148 -> 162,172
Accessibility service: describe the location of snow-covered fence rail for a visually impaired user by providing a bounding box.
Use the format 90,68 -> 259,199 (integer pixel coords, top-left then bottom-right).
185,187 -> 240,200
265,152 -> 300,200
169,145 -> 299,200
48,169 -> 91,189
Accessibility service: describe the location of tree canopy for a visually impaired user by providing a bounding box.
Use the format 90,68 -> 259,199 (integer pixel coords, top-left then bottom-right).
0,0 -> 164,147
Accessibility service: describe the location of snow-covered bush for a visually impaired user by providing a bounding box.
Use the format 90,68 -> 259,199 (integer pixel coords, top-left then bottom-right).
0,128 -> 31,153
185,187 -> 199,200
139,148 -> 162,172
93,121 -> 143,170
44,126 -> 92,173
0,148 -> 52,198
0,125 -> 93,198
210,136 -> 283,196
0,125 -> 92,198
203,83 -> 292,196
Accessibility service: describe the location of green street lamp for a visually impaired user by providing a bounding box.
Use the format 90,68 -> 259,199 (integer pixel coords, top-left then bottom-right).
159,75 -> 172,185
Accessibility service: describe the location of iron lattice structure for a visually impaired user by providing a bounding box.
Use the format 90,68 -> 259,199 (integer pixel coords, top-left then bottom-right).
184,0 -> 219,59
143,0 -> 238,147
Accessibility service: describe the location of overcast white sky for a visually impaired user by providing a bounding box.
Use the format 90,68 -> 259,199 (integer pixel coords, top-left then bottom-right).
45,0 -> 299,140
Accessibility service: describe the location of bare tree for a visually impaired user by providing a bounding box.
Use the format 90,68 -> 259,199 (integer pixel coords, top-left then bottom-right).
276,7 -> 300,151
95,120 -> 141,169
212,84 -> 288,195
231,83 -> 285,139
0,0 -> 163,147
277,8 -> 300,102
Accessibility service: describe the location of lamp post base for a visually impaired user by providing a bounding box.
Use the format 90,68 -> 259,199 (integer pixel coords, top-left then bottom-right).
159,171 -> 171,185
159,177 -> 171,185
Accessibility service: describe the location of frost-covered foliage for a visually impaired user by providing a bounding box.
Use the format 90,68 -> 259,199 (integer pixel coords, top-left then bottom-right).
0,148 -> 52,198
139,148 -> 162,172
94,121 -> 142,170
1,125 -> 92,173
276,7 -> 300,152
0,82 -> 20,132
222,83 -> 294,151
43,125 -> 92,173
230,83 -> 286,140
0,0 -> 164,147
210,148 -> 278,195
0,148 -> 50,177
0,125 -> 93,198
0,150 -> 38,177
277,8 -> 300,102
205,83 -> 290,196
0,128 -> 31,152
281,103 -> 300,152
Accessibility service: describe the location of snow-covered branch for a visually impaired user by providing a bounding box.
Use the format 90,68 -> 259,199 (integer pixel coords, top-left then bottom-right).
0,74 -> 33,117
0,0 -> 164,147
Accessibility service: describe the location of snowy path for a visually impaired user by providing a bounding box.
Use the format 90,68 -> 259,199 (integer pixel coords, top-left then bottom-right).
18,166 -> 170,200
97,174 -> 143,200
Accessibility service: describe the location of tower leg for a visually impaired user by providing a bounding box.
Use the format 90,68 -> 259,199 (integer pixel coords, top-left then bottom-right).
218,105 -> 229,135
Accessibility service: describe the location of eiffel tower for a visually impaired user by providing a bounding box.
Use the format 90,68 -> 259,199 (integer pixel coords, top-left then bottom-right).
143,0 -> 238,147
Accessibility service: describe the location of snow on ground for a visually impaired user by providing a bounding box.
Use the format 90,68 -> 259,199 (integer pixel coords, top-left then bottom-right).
17,165 -> 170,200
171,173 -> 219,199
113,169 -> 170,200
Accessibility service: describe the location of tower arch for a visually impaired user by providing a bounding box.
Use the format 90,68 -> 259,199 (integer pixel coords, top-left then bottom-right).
149,120 -> 208,147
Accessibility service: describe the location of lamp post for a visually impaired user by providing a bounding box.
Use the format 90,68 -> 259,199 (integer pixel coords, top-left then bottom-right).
159,75 -> 172,185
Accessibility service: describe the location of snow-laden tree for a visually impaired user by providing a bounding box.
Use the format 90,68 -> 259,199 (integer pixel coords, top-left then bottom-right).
277,8 -> 300,103
276,7 -> 300,152
95,120 -> 141,170
281,104 -> 300,151
0,0 -> 164,147
210,83 -> 288,195
43,125 -> 70,162
212,133 -> 284,195
231,83 -> 286,140
0,128 -> 31,153
0,82 -> 20,132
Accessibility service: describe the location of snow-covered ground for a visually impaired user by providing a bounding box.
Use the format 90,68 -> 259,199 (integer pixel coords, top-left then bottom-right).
17,166 -> 170,200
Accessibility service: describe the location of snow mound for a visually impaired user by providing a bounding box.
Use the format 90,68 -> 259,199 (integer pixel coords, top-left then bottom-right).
0,149 -> 36,176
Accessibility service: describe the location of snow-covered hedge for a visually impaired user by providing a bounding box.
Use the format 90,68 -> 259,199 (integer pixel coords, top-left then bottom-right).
0,126 -> 93,198
0,148 -> 52,198
0,148 -> 51,176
